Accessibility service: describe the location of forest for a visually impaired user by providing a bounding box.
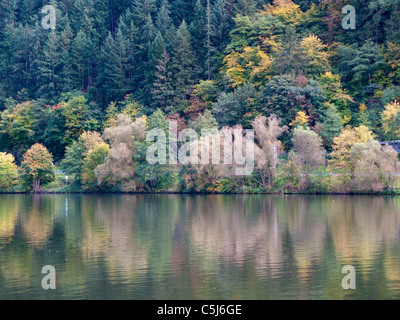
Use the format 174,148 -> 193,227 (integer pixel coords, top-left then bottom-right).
1,0 -> 400,194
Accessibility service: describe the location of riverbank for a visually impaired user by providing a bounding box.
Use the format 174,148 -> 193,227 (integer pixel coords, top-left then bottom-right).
2,167 -> 399,195
1,189 -> 398,195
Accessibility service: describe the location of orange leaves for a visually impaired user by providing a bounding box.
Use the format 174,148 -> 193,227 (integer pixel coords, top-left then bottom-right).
21,143 -> 55,189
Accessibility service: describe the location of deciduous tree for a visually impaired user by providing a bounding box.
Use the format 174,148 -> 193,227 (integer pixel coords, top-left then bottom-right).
21,143 -> 55,192
329,125 -> 375,171
251,114 -> 287,187
0,152 -> 18,191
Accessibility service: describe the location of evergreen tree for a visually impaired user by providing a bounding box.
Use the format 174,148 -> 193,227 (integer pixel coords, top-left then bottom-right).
170,0 -> 197,26
117,15 -> 140,96
60,18 -> 74,93
234,0 -> 258,16
99,30 -> 131,102
189,109 -> 218,134
189,0 -> 206,76
71,30 -> 96,92
152,48 -> 173,112
92,0 -> 110,44
274,26 -> 308,76
211,0 -> 234,52
320,104 -> 343,150
132,0 -> 157,25
338,40 -> 384,95
35,31 -> 62,102
156,0 -> 172,38
0,0 -> 18,28
172,20 -> 199,101
71,0 -> 91,33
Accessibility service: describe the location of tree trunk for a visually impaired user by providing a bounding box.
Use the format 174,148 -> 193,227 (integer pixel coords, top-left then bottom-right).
33,179 -> 40,192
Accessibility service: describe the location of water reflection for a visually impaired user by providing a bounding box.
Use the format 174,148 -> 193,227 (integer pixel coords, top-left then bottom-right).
0,194 -> 400,299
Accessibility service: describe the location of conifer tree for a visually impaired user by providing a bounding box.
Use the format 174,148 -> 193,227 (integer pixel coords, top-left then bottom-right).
172,20 -> 199,100
99,30 -> 131,102
152,48 -> 173,112
156,0 -> 172,38
60,19 -> 74,93
35,31 -> 62,102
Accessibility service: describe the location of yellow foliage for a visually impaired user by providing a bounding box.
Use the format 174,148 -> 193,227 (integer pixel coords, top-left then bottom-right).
384,42 -> 400,69
329,125 -> 375,171
223,51 -> 245,87
122,99 -> 140,120
0,197 -> 18,241
261,0 -> 303,26
223,46 -> 272,87
381,101 -> 400,136
137,114 -> 147,123
79,131 -> 104,155
259,34 -> 282,55
342,114 -> 351,125
0,152 -> 19,191
319,71 -> 354,123
82,142 -> 110,190
359,103 -> 367,114
300,34 -> 331,75
0,152 -> 16,165
290,111 -> 309,128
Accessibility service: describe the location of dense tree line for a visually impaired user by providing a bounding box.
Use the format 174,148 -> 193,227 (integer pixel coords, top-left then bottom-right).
1,0 -> 400,193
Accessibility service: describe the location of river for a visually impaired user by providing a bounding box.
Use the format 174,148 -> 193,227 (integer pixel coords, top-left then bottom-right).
0,194 -> 399,299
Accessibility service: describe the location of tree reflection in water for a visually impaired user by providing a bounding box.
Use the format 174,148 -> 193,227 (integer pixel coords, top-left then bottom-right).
0,194 -> 400,299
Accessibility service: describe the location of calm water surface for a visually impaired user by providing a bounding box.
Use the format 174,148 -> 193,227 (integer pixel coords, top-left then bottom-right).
0,194 -> 399,300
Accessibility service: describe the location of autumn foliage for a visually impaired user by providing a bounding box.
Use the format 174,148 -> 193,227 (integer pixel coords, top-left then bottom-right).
21,143 -> 55,192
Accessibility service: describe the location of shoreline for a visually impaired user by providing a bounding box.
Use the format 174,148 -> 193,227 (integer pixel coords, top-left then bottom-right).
0,191 -> 398,196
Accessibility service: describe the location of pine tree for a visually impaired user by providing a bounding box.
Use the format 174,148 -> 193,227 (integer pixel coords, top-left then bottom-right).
152,48 -> 173,112
142,13 -> 156,49
156,0 -> 172,38
165,23 -> 177,53
320,104 -> 343,150
0,0 -> 18,28
274,26 -> 308,76
138,13 -> 157,105
172,20 -> 199,100
60,18 -> 74,93
339,40 -> 384,94
18,0 -> 40,24
205,0 -> 212,80
35,31 -> 62,102
71,30 -> 96,92
71,0 -> 90,33
93,0 -> 110,44
117,14 -> 140,95
171,0 -> 197,26
189,0 -> 206,75
211,0 -> 234,52
132,0 -> 157,26
151,31 -> 166,64
234,0 -> 258,16
0,22 -> 39,98
99,30 -> 131,102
